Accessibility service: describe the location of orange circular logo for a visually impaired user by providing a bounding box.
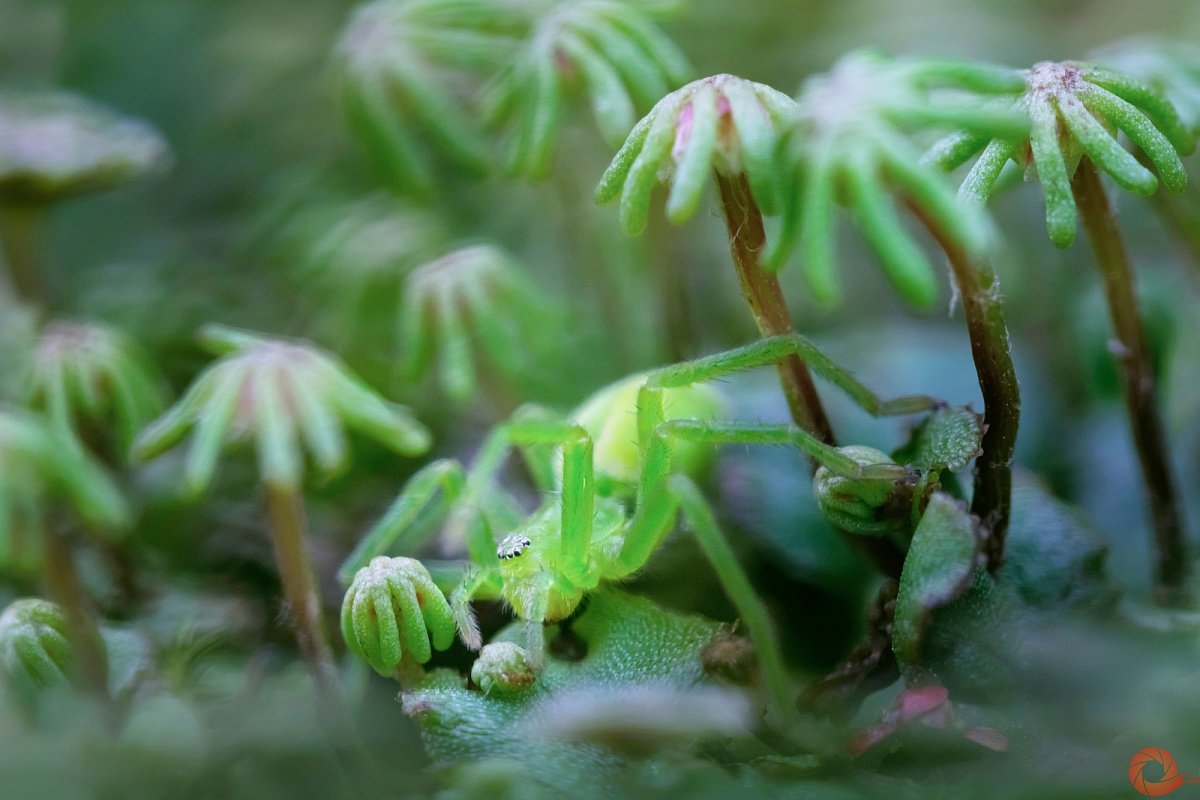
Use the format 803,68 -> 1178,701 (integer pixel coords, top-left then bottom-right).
1130,748 -> 1200,797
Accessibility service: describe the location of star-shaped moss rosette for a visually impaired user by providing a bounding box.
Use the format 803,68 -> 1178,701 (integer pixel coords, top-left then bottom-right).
0,92 -> 170,307
764,50 -> 1028,308
0,598 -> 76,708
133,324 -> 431,494
596,73 -> 797,234
928,59 -> 1193,248
400,244 -> 561,402
26,320 -> 168,459
133,324 -> 432,746
0,92 -> 170,205
485,0 -> 690,177
333,0 -> 524,197
931,59 -> 1195,605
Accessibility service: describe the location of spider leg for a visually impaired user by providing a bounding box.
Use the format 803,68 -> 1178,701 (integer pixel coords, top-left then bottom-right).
671,474 -> 791,725
607,454 -> 792,721
642,334 -> 939,426
613,416 -> 912,723
468,415 -> 598,586
449,565 -> 504,650
516,572 -> 554,670
339,459 -> 470,584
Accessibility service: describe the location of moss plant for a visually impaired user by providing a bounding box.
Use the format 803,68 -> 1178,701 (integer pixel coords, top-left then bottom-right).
399,244 -> 561,402
929,59 -> 1197,606
26,320 -> 168,460
333,0 -> 691,194
597,75 -> 837,450
11,5 -> 1200,797
133,324 -> 431,764
0,92 -> 169,309
0,409 -> 128,714
764,51 -> 1028,570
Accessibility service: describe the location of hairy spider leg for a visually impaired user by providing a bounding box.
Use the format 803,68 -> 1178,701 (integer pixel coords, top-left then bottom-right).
608,416 -> 904,724
642,333 -> 939,428
338,405 -> 574,585
448,565 -> 504,650
604,335 -> 937,720
442,415 -> 602,664
338,458 -> 519,585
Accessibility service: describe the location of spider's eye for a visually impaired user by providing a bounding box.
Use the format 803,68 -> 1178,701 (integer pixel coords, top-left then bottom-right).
497,534 -> 533,560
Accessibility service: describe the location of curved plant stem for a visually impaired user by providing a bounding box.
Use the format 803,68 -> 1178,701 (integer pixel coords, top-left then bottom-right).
0,204 -> 48,307
909,203 -> 1021,574
263,484 -> 372,788
714,173 -> 835,446
715,173 -> 908,578
42,526 -> 113,724
1071,158 -> 1192,608
392,652 -> 426,691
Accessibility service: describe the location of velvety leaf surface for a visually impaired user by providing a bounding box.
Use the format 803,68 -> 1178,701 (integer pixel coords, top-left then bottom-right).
891,405 -> 984,472
892,494 -> 980,665
402,589 -> 732,798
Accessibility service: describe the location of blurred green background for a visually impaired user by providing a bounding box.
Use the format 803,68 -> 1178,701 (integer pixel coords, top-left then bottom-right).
2,0 -> 1200,797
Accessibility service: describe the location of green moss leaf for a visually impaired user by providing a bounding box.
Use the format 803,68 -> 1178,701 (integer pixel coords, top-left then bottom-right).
893,494 -> 981,665
892,405 -> 985,472
402,589 -> 741,798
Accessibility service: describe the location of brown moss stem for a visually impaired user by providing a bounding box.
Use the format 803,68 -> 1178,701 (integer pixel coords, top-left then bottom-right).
1071,157 -> 1191,608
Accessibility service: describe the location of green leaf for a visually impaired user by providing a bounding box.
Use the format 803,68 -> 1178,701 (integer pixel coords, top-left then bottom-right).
1001,475 -> 1120,611
893,493 -> 981,665
401,589 -> 738,797
892,405 -> 985,472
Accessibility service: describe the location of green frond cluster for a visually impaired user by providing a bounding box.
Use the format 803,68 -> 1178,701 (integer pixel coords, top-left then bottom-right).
595,74 -> 796,235
333,0 -> 690,194
0,598 -> 76,701
0,92 -> 170,205
487,0 -> 691,177
26,320 -> 168,457
133,325 -> 431,493
0,408 -> 129,574
333,0 -> 521,196
400,244 -> 559,402
341,556 -> 456,675
767,50 -> 1028,308
596,52 -> 1029,309
930,59 -> 1195,248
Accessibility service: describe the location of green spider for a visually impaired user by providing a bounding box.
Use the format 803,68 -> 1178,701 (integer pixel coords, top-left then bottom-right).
340,334 -> 940,720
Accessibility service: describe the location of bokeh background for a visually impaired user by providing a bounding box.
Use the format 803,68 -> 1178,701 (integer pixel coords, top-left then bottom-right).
1,0 -> 1200,797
